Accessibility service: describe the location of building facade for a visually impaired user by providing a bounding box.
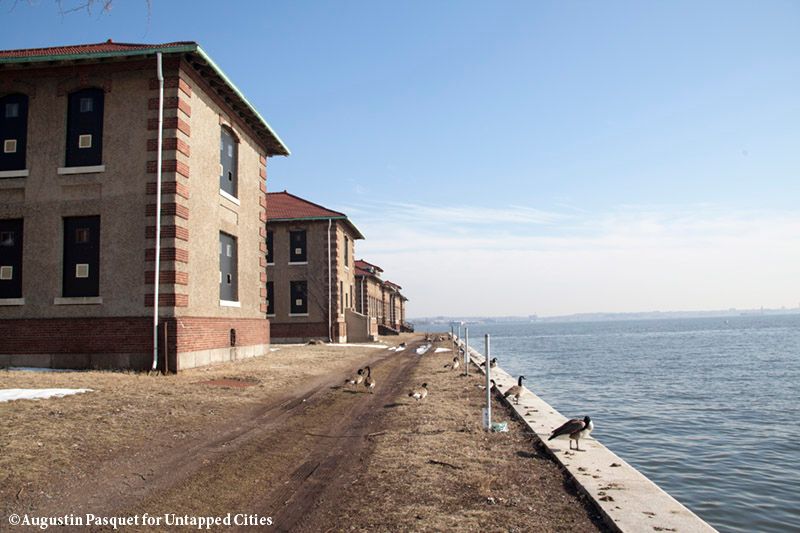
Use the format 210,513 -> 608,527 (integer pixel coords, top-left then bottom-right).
266,191 -> 365,343
0,41 -> 289,370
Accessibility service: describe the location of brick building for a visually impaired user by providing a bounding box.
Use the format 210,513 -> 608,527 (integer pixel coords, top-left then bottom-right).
354,259 -> 410,335
0,41 -> 289,370
266,191 -> 368,343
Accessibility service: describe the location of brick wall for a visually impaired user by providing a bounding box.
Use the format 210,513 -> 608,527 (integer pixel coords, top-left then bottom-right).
270,321 -> 328,341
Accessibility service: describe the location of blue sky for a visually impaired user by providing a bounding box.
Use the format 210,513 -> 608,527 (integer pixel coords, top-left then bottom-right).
3,1 -> 799,316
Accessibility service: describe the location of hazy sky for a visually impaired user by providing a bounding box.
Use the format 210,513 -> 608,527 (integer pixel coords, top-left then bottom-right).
3,1 -> 799,317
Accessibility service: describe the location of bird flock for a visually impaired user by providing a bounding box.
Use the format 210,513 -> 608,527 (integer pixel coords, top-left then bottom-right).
342,335 -> 594,452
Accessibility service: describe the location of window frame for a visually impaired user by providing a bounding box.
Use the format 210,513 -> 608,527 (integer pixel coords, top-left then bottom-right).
219,231 -> 239,303
289,229 -> 307,264
289,280 -> 308,315
0,218 -> 23,299
266,230 -> 274,265
62,216 -> 100,298
65,88 -> 104,168
219,126 -> 239,199
266,280 -> 275,316
0,93 -> 29,173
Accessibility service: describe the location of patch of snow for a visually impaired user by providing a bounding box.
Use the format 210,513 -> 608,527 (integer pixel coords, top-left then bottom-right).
269,348 -> 281,352
416,344 -> 432,355
434,348 -> 451,353
0,388 -> 93,403
325,343 -> 387,349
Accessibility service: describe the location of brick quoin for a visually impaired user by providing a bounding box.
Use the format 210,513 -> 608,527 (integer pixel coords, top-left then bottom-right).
149,76 -> 192,97
144,293 -> 189,307
259,167 -> 266,179
146,181 -> 190,199
145,225 -> 189,241
146,203 -> 189,220
259,154 -> 266,165
260,182 -> 267,194
260,271 -> 267,282
147,138 -> 191,157
259,226 -> 266,237
146,159 -> 190,178
148,96 -> 192,117
148,117 -> 191,137
144,270 -> 189,285
145,247 -> 189,263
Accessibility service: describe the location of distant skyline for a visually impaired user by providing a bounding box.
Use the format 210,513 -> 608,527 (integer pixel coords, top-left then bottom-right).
3,1 -> 798,316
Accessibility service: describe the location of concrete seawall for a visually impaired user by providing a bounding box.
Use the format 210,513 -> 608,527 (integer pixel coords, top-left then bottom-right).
458,337 -> 717,533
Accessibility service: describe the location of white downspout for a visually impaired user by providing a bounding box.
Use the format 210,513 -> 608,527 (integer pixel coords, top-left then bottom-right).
327,218 -> 332,342
151,52 -> 164,372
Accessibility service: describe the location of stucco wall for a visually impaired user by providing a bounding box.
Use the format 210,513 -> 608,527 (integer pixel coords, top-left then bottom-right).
0,60 -> 155,319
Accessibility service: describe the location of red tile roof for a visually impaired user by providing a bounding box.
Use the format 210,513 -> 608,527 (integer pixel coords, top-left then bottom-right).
267,191 -> 364,239
0,40 -> 194,59
355,259 -> 383,273
383,280 -> 403,291
0,40 -> 289,156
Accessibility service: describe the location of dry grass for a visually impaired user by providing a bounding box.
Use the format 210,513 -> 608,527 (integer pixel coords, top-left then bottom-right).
0,339 -> 404,510
322,338 -> 605,532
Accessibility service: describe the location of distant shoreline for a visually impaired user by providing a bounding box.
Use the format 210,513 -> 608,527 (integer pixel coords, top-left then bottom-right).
412,308 -> 800,325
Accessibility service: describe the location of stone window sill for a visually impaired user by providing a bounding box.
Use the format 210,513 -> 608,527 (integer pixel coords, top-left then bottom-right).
57,165 -> 106,175
54,296 -> 103,305
0,169 -> 28,178
220,300 -> 241,308
0,298 -> 25,306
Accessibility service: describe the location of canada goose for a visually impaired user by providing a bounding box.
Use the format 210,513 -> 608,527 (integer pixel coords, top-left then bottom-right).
364,366 -> 376,393
503,376 -> 526,404
344,368 -> 364,387
548,416 -> 593,451
408,383 -> 428,400
478,379 -> 498,391
480,358 -> 498,369
444,356 -> 460,370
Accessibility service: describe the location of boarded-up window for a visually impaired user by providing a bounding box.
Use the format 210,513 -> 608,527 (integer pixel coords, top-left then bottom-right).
289,230 -> 307,263
0,94 -> 28,172
266,230 -> 274,264
266,281 -> 274,315
0,219 -> 23,298
219,232 -> 238,301
66,88 -> 104,167
290,280 -> 307,314
63,216 -> 100,297
219,127 -> 238,197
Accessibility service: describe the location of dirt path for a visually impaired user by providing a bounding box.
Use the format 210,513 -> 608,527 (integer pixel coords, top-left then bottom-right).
26,341 -> 418,527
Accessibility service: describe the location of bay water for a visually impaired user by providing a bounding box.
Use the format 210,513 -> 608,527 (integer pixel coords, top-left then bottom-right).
416,315 -> 799,532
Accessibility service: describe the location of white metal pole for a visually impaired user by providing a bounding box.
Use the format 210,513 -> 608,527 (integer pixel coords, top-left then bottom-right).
464,327 -> 469,376
485,333 -> 491,431
151,52 -> 164,372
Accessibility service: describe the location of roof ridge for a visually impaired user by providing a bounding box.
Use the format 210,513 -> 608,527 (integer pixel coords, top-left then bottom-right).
267,191 -> 347,219
0,40 -> 195,55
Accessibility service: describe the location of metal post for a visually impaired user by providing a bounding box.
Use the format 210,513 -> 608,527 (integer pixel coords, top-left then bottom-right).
464,327 -> 469,376
485,333 -> 491,431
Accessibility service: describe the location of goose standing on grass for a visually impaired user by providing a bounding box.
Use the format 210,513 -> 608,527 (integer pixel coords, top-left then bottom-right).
480,358 -> 498,369
444,356 -> 460,371
478,379 -> 499,391
363,366 -> 376,393
408,383 -> 428,401
548,416 -> 593,451
344,368 -> 364,387
503,375 -> 526,404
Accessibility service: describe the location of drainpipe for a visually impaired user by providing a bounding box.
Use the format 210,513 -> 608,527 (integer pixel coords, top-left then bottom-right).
327,218 -> 332,342
151,52 -> 164,372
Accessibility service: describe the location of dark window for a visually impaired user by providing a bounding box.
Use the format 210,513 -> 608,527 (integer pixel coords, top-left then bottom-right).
0,219 -> 23,298
0,94 -> 28,172
290,280 -> 307,314
344,236 -> 349,267
266,230 -> 274,264
220,127 -> 238,197
66,88 -> 104,167
289,230 -> 307,263
351,284 -> 355,310
63,216 -> 100,297
266,281 -> 274,315
219,232 -> 238,301
340,280 -> 343,312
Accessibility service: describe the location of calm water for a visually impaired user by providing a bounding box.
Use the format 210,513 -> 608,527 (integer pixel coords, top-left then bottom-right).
418,315 -> 800,533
